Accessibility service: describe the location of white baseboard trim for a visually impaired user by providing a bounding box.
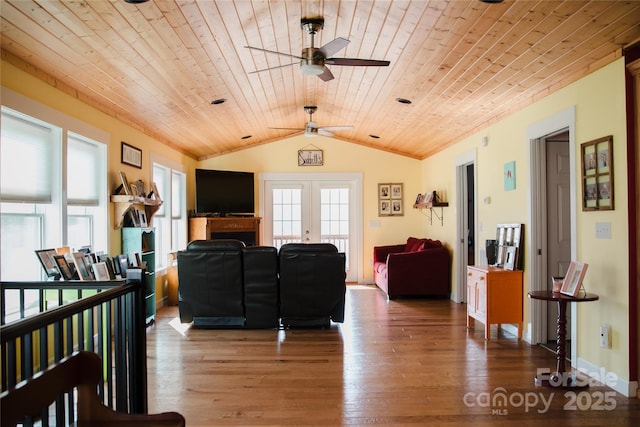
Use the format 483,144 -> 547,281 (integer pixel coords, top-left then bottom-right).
576,357 -> 638,397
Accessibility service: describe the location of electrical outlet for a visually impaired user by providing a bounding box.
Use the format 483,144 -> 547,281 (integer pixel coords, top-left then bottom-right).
600,324 -> 611,348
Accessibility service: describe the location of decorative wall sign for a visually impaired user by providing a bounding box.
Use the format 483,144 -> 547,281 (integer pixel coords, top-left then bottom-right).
121,142 -> 142,168
378,183 -> 403,216
298,149 -> 323,166
581,135 -> 613,211
504,161 -> 516,191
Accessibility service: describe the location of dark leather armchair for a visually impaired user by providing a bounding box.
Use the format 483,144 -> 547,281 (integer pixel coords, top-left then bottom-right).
278,243 -> 346,328
177,239 -> 246,327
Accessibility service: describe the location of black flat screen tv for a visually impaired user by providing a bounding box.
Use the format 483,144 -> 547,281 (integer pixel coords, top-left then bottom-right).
195,169 -> 255,217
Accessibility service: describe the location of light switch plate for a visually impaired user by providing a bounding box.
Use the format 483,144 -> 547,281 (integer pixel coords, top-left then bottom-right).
595,222 -> 611,239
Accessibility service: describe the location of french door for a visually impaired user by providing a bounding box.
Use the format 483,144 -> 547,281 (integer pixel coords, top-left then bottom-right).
260,173 -> 361,283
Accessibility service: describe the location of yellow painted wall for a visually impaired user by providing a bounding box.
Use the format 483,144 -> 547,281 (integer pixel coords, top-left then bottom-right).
198,135 -> 425,282
421,58 -> 630,383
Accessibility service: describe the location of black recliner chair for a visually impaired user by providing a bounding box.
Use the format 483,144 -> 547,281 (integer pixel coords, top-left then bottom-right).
278,243 -> 346,328
177,239 -> 246,327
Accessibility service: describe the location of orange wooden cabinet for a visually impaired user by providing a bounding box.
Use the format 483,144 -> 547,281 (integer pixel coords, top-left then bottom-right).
467,265 -> 523,340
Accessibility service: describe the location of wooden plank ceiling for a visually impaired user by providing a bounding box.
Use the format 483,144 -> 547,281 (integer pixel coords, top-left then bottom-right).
2,1 -> 640,160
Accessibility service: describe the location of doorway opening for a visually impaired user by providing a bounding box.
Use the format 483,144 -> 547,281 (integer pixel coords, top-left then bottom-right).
455,150 -> 477,303
527,107 -> 577,365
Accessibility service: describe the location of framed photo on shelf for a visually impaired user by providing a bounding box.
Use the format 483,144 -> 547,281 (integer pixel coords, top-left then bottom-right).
72,252 -> 94,281
503,246 -> 518,271
561,261 -> 589,297
35,248 -> 61,278
119,171 -> 132,196
121,141 -> 142,168
53,255 -> 75,280
92,262 -> 111,281
581,136 -> 613,211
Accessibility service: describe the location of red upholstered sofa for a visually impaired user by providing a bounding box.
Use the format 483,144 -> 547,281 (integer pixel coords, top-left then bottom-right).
373,237 -> 451,299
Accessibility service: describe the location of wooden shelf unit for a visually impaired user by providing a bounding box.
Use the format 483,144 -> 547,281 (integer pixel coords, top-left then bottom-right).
111,195 -> 162,229
466,265 -> 523,340
189,217 -> 261,246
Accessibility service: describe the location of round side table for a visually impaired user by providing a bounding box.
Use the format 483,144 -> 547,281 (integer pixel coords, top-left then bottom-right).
528,290 -> 599,388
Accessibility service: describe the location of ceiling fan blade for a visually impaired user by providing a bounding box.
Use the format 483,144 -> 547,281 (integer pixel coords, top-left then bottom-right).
318,125 -> 354,131
318,37 -> 350,58
325,58 -> 390,67
245,46 -> 303,60
269,127 -> 305,131
317,66 -> 334,81
249,62 -> 297,74
317,129 -> 335,137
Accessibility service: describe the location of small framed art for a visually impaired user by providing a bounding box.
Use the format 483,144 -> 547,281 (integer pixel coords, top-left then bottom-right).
561,261 -> 589,297
298,149 -> 323,166
581,136 -> 613,211
121,141 -> 142,168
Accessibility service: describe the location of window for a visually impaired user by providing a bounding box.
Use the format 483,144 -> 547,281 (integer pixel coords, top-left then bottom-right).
1,105 -> 107,282
152,163 -> 186,269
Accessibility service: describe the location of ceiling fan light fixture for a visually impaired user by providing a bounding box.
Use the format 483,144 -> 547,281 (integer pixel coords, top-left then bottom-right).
300,63 -> 325,75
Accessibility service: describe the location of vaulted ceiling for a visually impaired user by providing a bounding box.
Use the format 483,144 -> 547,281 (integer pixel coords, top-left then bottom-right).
2,1 -> 640,160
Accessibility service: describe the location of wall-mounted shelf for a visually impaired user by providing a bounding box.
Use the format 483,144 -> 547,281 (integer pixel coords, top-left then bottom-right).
414,202 -> 449,225
413,191 -> 448,225
111,195 -> 162,229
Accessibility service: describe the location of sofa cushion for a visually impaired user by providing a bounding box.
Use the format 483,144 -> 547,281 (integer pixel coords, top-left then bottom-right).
424,239 -> 442,249
405,237 -> 423,252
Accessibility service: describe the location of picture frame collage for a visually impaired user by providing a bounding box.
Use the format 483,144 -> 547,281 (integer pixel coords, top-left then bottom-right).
35,247 -> 145,282
581,135 -> 613,211
378,183 -> 403,216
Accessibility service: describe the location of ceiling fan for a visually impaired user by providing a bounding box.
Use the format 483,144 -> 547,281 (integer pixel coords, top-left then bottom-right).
245,17 -> 390,81
270,106 -> 354,137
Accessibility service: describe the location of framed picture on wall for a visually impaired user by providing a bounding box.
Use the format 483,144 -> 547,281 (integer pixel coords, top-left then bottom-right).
581,136 -> 613,211
378,183 -> 403,216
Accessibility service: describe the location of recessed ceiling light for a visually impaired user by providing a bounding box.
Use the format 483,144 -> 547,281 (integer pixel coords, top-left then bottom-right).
211,98 -> 227,105
479,0 -> 504,3
241,135 -> 252,140
395,98 -> 412,104
124,0 -> 149,4
369,134 -> 380,139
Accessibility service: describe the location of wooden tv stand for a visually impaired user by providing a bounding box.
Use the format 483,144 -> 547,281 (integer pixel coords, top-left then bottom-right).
189,216 -> 261,246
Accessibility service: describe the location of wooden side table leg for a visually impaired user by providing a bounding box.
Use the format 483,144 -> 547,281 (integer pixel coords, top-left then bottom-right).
556,300 -> 567,376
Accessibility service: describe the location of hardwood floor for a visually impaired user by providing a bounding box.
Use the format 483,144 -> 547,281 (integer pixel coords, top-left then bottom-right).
146,285 -> 640,426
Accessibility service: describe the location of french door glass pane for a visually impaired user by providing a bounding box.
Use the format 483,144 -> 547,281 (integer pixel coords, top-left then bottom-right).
272,188 -> 302,248
320,188 -> 350,270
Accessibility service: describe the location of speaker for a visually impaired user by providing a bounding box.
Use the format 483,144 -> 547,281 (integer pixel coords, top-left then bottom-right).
485,239 -> 497,265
